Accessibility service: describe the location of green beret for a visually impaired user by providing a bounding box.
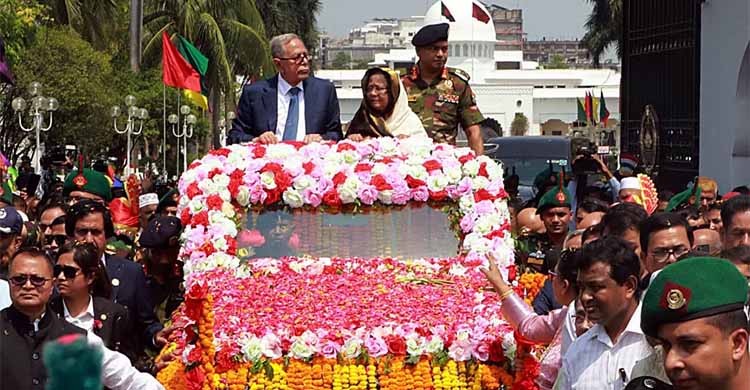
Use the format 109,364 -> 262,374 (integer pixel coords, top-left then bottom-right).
412,23 -> 449,47
641,257 -> 748,338
537,186 -> 571,213
63,169 -> 112,202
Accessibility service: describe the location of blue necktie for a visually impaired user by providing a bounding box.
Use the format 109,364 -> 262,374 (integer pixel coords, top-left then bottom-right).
283,87 -> 301,141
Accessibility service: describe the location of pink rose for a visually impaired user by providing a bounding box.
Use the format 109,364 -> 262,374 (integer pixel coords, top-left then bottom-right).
319,341 -> 340,359
411,186 -> 429,202
302,189 -> 322,207
358,185 -> 378,205
364,335 -> 389,358
459,214 -> 475,233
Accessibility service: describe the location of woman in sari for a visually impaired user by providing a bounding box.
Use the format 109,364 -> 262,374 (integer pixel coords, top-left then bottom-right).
346,67 -> 427,140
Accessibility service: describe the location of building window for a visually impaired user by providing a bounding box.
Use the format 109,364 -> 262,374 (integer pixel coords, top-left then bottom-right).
463,44 -> 468,57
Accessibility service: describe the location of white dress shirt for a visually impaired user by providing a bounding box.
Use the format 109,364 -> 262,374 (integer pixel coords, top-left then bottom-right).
87,332 -> 164,389
557,303 -> 653,390
276,76 -> 306,141
0,279 -> 10,310
63,295 -> 95,332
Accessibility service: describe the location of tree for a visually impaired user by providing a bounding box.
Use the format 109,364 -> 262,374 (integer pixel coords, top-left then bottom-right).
547,54 -> 569,69
39,0 -> 121,51
510,113 -> 529,136
331,52 -> 350,69
10,27 -> 118,159
581,0 -> 622,67
255,0 -> 322,54
141,0 -> 274,150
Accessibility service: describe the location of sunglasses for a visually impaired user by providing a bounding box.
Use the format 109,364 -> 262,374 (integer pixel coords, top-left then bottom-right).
45,235 -> 67,247
9,274 -> 52,287
54,264 -> 81,279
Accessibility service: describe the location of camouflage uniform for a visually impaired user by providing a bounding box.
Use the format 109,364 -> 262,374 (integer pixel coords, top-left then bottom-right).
515,232 -> 555,274
401,65 -> 484,145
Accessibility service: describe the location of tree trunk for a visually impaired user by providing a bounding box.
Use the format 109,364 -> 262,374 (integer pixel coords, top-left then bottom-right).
129,0 -> 143,72
208,87 -> 221,150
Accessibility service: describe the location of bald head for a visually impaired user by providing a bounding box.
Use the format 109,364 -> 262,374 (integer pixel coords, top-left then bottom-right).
693,228 -> 722,255
517,208 -> 546,235
578,211 -> 605,230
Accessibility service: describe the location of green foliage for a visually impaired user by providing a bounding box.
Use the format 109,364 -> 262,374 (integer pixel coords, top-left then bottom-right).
546,54 -> 569,69
14,27 -> 117,155
0,0 -> 47,65
39,0 -> 121,51
582,0 -> 622,67
255,0 -> 322,54
331,52 -> 350,69
510,113 -> 529,136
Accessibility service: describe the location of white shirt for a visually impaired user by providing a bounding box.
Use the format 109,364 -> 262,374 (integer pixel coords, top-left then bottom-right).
276,76 -> 306,141
0,279 -> 10,310
557,303 -> 653,390
62,295 -> 95,332
87,332 -> 165,389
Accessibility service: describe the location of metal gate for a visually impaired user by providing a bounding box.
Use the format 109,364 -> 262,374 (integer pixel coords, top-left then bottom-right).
621,0 -> 702,191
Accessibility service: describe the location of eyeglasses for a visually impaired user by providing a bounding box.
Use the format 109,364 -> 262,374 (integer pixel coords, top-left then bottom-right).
651,246 -> 690,263
39,215 -> 67,232
9,274 -> 52,288
54,264 -> 81,279
45,235 -> 67,247
547,269 -> 558,280
275,53 -> 309,64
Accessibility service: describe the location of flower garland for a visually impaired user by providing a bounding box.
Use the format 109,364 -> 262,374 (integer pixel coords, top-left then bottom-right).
514,273 -> 548,306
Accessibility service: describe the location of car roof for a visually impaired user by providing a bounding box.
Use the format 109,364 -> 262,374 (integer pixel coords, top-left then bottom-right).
486,136 -> 571,158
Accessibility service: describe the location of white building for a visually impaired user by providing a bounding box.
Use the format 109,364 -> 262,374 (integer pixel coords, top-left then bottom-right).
316,0 -> 621,136
700,0 -> 750,190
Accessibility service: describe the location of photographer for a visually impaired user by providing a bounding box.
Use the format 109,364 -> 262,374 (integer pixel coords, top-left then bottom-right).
567,151 -> 620,228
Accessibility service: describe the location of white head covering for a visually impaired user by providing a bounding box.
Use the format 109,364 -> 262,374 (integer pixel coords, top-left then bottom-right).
385,78 -> 428,138
620,177 -> 641,191
139,193 -> 159,208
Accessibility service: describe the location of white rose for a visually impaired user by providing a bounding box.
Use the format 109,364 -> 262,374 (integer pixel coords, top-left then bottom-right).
341,338 -> 363,359
221,202 -> 236,218
445,166 -> 463,183
459,195 -> 475,212
462,159 -> 480,177
294,175 -> 315,191
427,175 -> 449,192
424,336 -> 444,354
471,176 -> 490,190
241,336 -> 263,362
371,163 -> 388,175
406,337 -> 425,357
377,190 -> 393,204
283,188 -> 304,208
341,150 -> 360,165
236,186 -> 250,206
260,171 -> 277,190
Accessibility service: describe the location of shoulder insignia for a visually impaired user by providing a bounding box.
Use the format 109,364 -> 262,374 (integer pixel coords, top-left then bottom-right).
448,67 -> 470,82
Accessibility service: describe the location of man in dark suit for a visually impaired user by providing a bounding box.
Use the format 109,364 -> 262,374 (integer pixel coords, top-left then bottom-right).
227,33 -> 343,145
65,200 -> 165,355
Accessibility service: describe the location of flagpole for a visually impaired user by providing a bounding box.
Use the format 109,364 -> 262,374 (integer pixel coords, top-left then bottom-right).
176,90 -> 181,178
162,82 -> 166,176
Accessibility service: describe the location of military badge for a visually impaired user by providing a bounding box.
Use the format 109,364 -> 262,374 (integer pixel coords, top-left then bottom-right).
438,94 -> 459,104
445,79 -> 453,88
666,289 -> 686,310
555,191 -> 566,203
660,282 -> 691,311
73,173 -> 88,188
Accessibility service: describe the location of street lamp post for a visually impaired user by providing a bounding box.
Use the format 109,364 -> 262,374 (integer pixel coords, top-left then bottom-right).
168,105 -> 196,174
112,95 -> 148,176
217,111 -> 236,148
11,82 -> 59,173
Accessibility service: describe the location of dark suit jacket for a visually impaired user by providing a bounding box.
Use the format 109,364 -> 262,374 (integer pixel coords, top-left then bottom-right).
49,296 -> 135,361
0,306 -> 87,390
227,75 -> 343,144
105,255 -> 163,350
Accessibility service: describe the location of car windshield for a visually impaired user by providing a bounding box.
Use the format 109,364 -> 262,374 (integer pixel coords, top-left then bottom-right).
237,205 -> 461,260
498,157 -> 570,186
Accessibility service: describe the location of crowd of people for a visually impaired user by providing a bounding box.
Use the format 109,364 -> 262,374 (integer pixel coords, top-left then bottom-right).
486,163 -> 750,389
0,164 -> 184,389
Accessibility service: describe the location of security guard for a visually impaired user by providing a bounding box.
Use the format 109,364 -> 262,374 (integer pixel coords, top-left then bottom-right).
638,257 -> 750,390
402,23 -> 485,154
139,216 -> 184,324
517,185 -> 572,274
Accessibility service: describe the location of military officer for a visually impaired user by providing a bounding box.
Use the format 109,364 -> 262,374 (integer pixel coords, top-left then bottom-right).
639,257 -> 750,390
401,23 -> 485,154
517,185 -> 572,274
139,216 -> 184,324
62,166 -> 112,205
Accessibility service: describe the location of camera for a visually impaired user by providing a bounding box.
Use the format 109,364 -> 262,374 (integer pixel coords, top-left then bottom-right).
571,139 -> 600,176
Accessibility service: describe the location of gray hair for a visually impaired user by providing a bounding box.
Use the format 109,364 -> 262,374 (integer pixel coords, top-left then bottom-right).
270,33 -> 302,58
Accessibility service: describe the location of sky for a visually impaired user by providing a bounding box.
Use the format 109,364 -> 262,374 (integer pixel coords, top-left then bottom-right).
318,0 -> 592,40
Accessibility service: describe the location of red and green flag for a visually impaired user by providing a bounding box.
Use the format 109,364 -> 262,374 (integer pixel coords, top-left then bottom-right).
600,90 -> 610,127
177,36 -> 209,111
161,31 -> 201,92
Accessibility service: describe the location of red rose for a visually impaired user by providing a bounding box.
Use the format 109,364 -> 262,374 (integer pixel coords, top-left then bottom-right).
429,190 -> 448,201
497,188 -> 509,199
180,208 -> 191,226
422,160 -> 443,172
228,177 -> 242,196
188,161 -> 202,170
478,162 -> 489,177
507,264 -> 517,282
274,171 -> 293,191
332,172 -> 348,186
354,163 -> 372,173
206,194 -> 224,210
192,211 -> 209,227
488,338 -> 506,363
302,161 -> 315,174
260,162 -> 283,174
208,168 -> 223,179
187,345 -> 203,363
337,143 -> 357,152
252,145 -> 266,158
385,335 -> 407,355
473,189 -> 494,202
405,175 -> 426,188
210,148 -> 230,157
484,229 -> 506,240
371,175 -> 392,191
264,189 -> 281,205
458,153 -> 475,164
322,190 -> 342,208
225,236 -> 237,256
199,242 -> 216,256
186,182 -> 201,199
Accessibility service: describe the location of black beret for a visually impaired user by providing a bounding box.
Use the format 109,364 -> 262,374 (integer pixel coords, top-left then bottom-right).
139,215 -> 182,248
412,23 -> 449,47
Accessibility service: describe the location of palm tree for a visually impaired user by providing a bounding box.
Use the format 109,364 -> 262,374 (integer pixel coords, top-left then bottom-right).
581,0 -> 623,67
255,0 -> 322,54
141,0 -> 274,149
41,0 -> 121,50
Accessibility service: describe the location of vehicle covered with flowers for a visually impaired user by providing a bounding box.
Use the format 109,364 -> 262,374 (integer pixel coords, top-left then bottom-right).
156,137 -> 539,389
